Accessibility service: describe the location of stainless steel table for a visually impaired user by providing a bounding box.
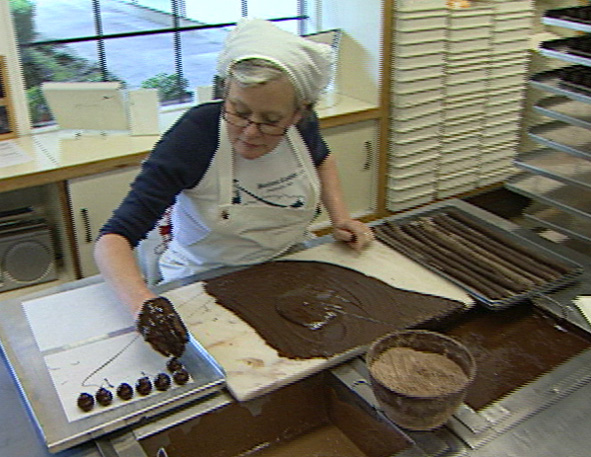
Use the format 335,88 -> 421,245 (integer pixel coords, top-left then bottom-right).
2,199 -> 591,457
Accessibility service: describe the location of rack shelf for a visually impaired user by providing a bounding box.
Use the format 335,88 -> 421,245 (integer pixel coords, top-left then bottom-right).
524,204 -> 591,244
528,121 -> 591,159
515,148 -> 591,190
534,96 -> 591,128
510,6 -> 591,244
531,70 -> 591,103
506,173 -> 591,222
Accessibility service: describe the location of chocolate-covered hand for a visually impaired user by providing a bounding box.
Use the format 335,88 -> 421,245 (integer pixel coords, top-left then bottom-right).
136,297 -> 189,357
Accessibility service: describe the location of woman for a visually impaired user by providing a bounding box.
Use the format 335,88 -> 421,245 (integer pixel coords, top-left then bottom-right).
95,19 -> 374,357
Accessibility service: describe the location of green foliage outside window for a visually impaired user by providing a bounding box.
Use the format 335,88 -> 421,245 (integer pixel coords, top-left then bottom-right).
141,73 -> 192,103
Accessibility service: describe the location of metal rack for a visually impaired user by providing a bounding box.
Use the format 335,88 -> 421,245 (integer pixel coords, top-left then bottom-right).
507,9 -> 591,244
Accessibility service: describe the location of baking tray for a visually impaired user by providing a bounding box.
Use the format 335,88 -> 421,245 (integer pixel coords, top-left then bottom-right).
373,206 -> 584,309
0,280 -> 226,453
530,70 -> 591,104
539,38 -> 591,67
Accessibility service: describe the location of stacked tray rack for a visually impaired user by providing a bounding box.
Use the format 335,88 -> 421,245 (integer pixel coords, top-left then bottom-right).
507,5 -> 591,245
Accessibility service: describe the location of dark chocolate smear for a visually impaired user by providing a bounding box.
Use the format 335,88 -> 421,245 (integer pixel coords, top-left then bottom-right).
204,261 -> 467,359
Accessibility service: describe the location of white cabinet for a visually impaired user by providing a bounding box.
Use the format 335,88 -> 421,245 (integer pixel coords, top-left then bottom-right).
314,120 -> 378,228
68,167 -> 139,277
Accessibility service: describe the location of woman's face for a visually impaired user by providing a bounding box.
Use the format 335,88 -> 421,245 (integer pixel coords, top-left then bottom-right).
224,76 -> 302,160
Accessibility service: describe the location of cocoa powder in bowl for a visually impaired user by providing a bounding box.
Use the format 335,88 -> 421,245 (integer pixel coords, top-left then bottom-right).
367,330 -> 476,431
370,347 -> 469,397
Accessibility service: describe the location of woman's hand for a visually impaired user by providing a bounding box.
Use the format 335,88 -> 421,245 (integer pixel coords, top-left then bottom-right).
332,219 -> 374,251
136,297 -> 189,357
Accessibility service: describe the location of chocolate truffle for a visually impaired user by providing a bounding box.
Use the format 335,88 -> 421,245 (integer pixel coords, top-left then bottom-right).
136,376 -> 152,396
154,373 -> 171,391
117,382 -> 134,401
95,387 -> 113,406
172,368 -> 190,386
166,358 -> 183,373
77,392 -> 94,412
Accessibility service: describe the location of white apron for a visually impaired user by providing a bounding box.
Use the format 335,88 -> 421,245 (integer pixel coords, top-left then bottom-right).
158,117 -> 320,283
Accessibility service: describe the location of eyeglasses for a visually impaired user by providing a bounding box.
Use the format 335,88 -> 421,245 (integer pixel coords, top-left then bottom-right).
222,109 -> 290,136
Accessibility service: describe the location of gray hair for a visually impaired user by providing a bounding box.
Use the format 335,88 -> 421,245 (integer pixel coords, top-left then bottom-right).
223,58 -> 311,110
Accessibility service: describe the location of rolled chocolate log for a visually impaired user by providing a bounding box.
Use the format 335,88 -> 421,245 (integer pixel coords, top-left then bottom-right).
432,214 -> 553,284
445,210 -> 571,275
375,223 -> 510,299
396,222 -> 525,293
418,219 -> 538,289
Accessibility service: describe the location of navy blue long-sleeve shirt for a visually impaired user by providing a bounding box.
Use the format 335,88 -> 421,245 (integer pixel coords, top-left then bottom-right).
100,101 -> 330,247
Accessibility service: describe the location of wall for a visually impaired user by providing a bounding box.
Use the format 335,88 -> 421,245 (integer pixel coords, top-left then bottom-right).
317,0 -> 382,105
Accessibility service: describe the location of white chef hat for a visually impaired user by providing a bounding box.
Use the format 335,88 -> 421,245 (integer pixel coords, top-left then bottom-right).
217,18 -> 333,103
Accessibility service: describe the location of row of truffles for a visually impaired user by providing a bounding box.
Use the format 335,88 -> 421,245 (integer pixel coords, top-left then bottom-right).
77,358 -> 190,412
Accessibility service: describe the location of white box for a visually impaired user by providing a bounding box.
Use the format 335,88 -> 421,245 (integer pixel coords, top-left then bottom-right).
389,136 -> 440,157
445,67 -> 489,86
444,96 -> 486,120
393,76 -> 443,94
393,65 -> 444,82
391,111 -> 442,132
488,73 -> 527,90
389,150 -> 440,175
392,124 -> 441,143
127,88 -> 160,136
387,190 -> 434,212
492,28 -> 530,43
447,37 -> 491,53
493,16 -> 533,31
391,98 -> 443,120
395,13 -> 447,31
392,87 -> 443,107
394,52 -> 445,70
395,29 -> 447,43
440,147 -> 480,163
447,27 -> 491,41
491,38 -> 530,54
396,0 -> 447,12
394,40 -> 446,57
441,134 -> 480,153
388,170 -> 437,189
445,79 -> 488,98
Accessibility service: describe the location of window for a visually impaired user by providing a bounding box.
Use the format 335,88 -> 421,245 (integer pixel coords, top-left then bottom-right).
9,0 -> 309,127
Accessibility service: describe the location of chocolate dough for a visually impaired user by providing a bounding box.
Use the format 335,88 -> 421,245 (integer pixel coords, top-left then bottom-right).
204,260 -> 466,359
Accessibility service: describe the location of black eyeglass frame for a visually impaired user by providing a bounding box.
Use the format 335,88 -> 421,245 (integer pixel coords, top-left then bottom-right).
222,109 -> 294,136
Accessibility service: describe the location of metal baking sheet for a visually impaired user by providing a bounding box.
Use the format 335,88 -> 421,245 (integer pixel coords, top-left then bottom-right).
534,96 -> 591,130
543,16 -> 591,33
528,121 -> 591,160
524,205 -> 591,244
539,39 -> 591,67
0,280 -> 225,453
515,149 -> 591,191
507,173 -> 591,222
373,205 -> 584,309
530,70 -> 591,104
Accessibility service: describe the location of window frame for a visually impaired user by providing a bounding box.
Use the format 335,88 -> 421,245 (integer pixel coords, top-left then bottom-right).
5,0 -> 311,131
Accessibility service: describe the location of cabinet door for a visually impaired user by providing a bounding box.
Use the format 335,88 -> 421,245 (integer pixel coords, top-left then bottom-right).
316,120 -> 378,227
68,167 -> 139,277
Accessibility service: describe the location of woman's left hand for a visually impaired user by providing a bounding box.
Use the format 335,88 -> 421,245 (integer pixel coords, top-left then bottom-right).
332,219 -> 374,251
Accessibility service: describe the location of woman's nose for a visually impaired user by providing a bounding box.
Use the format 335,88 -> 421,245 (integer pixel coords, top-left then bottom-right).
242,120 -> 262,137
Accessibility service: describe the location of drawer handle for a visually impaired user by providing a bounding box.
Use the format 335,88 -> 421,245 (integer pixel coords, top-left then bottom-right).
364,141 -> 373,171
81,208 -> 92,243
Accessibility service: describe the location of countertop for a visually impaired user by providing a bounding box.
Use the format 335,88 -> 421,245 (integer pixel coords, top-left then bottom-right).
0,95 -> 380,193
2,200 -> 591,457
